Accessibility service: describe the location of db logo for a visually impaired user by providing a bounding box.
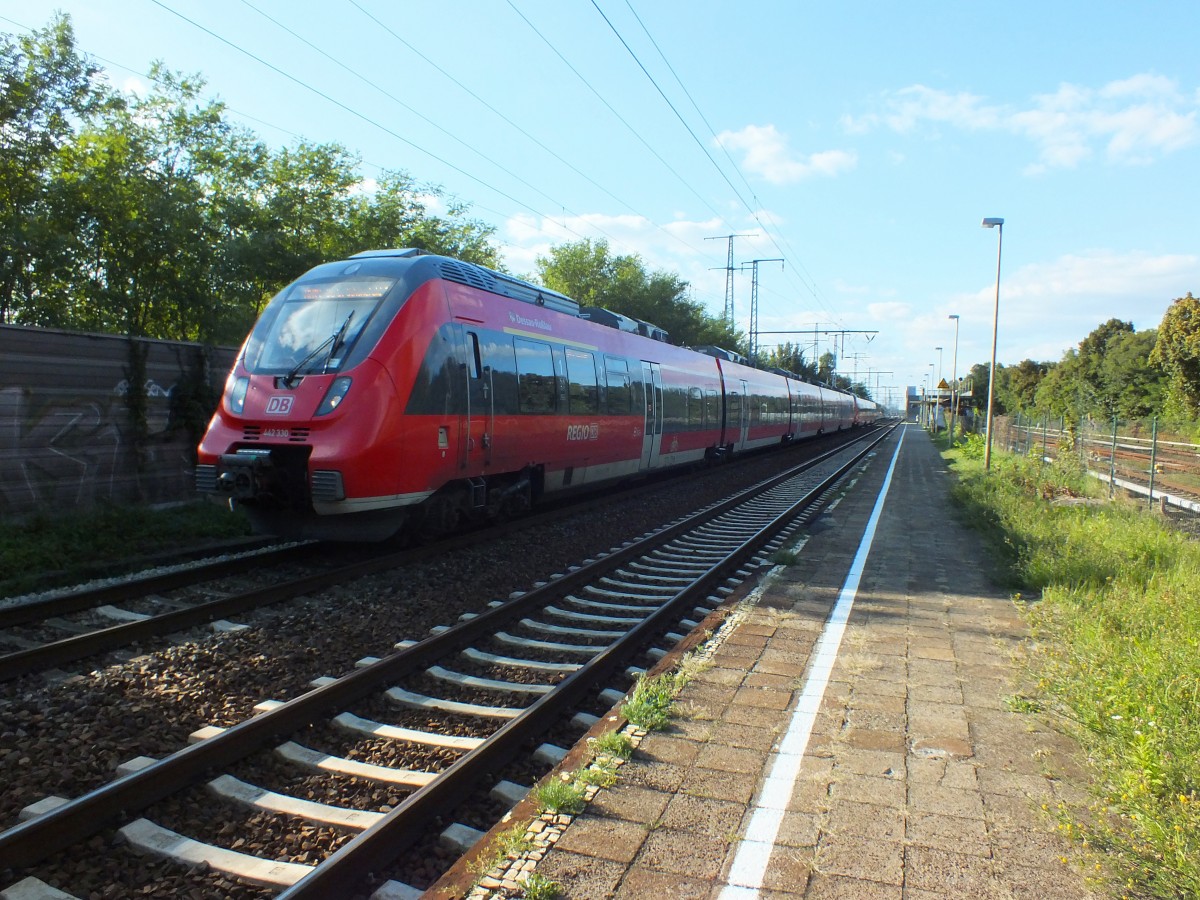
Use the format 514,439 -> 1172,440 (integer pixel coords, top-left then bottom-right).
266,396 -> 294,415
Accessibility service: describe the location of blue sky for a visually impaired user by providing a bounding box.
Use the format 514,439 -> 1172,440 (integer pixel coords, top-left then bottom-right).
6,1 -> 1199,409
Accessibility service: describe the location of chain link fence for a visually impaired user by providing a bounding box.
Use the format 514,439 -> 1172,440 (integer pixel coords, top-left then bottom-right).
950,410 -> 1200,516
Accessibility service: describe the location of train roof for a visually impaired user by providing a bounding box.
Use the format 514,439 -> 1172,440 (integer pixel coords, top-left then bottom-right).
330,252 -> 863,392
342,249 -> 581,316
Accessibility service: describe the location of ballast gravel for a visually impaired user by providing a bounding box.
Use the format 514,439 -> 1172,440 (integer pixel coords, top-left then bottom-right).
0,443 -> 830,896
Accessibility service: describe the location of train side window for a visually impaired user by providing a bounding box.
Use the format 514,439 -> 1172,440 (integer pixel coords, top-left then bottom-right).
514,337 -> 557,414
466,332 -> 482,379
566,348 -> 599,415
688,387 -> 703,429
604,357 -> 631,414
477,333 -> 518,415
705,390 -> 718,428
663,385 -> 686,431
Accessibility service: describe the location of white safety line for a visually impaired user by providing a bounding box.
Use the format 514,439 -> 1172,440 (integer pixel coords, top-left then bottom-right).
720,428 -> 906,898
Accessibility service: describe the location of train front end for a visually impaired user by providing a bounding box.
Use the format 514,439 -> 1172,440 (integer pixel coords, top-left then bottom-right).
196,251 -> 428,540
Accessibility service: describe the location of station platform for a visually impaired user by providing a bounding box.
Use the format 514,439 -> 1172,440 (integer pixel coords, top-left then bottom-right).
479,424 -> 1104,899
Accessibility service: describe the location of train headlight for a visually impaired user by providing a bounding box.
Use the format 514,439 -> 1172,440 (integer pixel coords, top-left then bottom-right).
316,376 -> 353,416
227,376 -> 249,414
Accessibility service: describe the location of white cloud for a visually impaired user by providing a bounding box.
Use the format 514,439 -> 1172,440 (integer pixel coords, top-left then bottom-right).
715,124 -> 857,185
849,74 -> 1200,171
499,211 -> 736,311
120,76 -> 150,98
867,300 -> 913,320
1002,249 -> 1197,303
956,249 -> 1200,363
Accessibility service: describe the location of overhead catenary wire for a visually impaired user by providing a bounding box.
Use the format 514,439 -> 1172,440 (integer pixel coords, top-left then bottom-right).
241,0 -> 585,217
1,11 -> 544,265
590,0 -> 846,326
503,0 -> 730,229
144,0 -> 615,250
14,5 -> 840,325
622,0 -> 763,209
344,0 -> 722,267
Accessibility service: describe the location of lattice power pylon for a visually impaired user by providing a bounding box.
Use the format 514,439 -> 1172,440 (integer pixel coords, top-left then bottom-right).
742,258 -> 783,363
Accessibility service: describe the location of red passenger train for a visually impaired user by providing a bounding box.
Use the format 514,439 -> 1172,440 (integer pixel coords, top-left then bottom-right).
196,249 -> 879,540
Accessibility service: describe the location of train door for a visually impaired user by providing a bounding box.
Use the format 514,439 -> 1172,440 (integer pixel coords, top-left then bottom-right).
640,361 -> 663,469
727,379 -> 749,450
740,380 -> 751,445
461,328 -> 493,471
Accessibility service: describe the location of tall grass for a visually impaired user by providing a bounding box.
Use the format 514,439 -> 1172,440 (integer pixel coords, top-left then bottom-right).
949,447 -> 1200,899
0,502 -> 251,597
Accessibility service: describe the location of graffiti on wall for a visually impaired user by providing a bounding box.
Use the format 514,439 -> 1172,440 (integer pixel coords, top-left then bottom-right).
0,378 -> 197,519
0,327 -> 235,520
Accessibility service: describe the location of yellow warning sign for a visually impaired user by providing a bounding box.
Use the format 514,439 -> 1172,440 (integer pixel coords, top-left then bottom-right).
937,379 -> 949,389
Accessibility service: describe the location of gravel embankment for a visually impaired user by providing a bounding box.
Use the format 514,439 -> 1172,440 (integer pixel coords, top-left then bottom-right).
0,445 -> 824,895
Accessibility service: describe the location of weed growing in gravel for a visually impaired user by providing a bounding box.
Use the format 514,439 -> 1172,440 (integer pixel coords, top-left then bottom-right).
621,671 -> 684,730
770,548 -> 799,566
521,873 -> 562,899
947,444 -> 1200,899
588,729 -> 634,760
575,756 -> 621,789
534,774 -> 587,815
467,822 -> 533,886
493,824 -> 535,859
0,501 -> 251,597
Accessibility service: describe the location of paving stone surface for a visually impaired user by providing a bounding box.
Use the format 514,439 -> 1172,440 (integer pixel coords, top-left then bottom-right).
507,426 -> 1108,899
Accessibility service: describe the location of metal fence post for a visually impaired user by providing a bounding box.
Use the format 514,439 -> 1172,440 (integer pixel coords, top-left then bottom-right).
1147,416 -> 1158,509
1109,416 -> 1117,498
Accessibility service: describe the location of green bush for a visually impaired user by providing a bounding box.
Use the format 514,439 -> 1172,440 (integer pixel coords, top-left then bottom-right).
0,502 -> 251,597
947,444 -> 1200,898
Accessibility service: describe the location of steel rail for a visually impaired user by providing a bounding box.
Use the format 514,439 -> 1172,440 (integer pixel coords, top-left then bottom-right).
0,434 -> 853,680
0,542 -> 308,630
0,427 -> 889,872
281,426 -> 893,898
0,544 -> 421,682
0,493 -> 605,681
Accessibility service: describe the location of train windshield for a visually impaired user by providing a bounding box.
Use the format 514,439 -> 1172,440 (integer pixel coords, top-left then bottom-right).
247,276 -> 396,375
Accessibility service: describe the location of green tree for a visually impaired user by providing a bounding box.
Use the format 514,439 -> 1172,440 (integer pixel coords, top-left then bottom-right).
233,140 -> 362,318
817,351 -> 836,383
536,238 -> 739,349
346,172 -> 499,268
1076,318 -> 1135,412
1098,328 -> 1164,420
762,341 -> 819,380
43,66 -> 261,341
1150,293 -> 1200,420
1031,320 -> 1166,423
995,359 -> 1049,415
967,362 -> 992,416
0,15 -> 108,323
1034,351 -> 1088,423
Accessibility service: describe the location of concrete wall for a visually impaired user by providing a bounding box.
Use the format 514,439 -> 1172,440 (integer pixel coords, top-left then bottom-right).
0,325 -> 237,520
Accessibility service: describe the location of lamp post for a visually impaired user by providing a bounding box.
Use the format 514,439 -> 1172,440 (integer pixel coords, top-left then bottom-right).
981,217 -> 1004,471
947,314 -> 960,441
935,346 -> 943,431
927,363 -> 935,429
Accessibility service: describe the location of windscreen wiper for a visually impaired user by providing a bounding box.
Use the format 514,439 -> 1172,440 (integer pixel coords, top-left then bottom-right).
325,311 -> 355,369
282,311 -> 354,387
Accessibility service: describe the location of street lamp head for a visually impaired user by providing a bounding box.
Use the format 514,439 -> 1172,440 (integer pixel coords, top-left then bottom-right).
948,313 -> 959,321
981,217 -> 1004,228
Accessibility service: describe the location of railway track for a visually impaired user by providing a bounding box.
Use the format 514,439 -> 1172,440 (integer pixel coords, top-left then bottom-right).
995,417 -> 1200,511
0,425 -> 892,898
0,542 -> 326,681
0,432 -> 871,685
